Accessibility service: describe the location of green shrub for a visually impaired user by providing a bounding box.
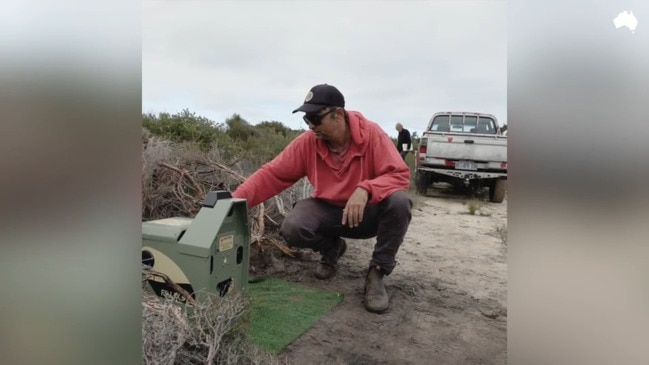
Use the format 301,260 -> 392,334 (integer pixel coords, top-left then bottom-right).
143,109 -> 227,152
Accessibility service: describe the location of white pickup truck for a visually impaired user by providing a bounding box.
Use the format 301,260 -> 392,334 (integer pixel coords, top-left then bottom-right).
415,112 -> 507,203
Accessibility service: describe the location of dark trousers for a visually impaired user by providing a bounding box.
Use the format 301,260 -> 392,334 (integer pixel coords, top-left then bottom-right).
279,190 -> 412,275
399,151 -> 408,161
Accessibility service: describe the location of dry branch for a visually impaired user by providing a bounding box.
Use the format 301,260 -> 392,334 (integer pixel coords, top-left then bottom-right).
160,162 -> 205,197
207,159 -> 247,183
268,237 -> 298,257
144,268 -> 197,306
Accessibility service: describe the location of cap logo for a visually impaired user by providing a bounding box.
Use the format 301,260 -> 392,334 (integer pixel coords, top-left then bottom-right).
304,91 -> 313,102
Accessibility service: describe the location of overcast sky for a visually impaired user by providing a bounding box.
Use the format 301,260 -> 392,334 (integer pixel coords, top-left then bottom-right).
142,1 -> 507,138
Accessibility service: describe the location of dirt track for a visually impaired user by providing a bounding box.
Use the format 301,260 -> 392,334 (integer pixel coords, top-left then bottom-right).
255,185 -> 508,365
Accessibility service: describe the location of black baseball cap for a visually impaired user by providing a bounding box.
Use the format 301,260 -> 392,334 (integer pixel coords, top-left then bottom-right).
292,84 -> 345,114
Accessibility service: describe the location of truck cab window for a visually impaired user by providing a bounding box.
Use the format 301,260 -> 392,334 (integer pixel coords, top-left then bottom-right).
477,117 -> 496,134
430,115 -> 451,131
464,116 -> 478,133
450,115 -> 464,132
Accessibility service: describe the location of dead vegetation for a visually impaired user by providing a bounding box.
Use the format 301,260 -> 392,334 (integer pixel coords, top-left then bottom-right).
142,128 -> 309,364
142,128 -> 311,258
142,280 -> 283,365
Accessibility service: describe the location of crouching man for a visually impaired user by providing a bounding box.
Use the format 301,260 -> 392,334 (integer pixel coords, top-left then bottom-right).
232,84 -> 412,313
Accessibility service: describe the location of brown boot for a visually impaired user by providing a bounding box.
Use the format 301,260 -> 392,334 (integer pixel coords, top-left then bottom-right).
314,238 -> 347,280
364,265 -> 389,313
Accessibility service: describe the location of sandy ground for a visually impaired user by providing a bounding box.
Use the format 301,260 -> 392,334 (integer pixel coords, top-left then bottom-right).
253,184 -> 508,365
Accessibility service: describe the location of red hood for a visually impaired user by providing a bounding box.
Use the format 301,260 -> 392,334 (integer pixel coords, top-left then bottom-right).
314,110 -> 370,159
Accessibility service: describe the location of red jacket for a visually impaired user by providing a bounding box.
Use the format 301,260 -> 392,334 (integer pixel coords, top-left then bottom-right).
232,111 -> 410,208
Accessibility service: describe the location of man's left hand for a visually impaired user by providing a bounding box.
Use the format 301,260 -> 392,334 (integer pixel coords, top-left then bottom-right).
342,187 -> 369,228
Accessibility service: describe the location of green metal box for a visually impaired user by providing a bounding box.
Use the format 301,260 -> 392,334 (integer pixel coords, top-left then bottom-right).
142,191 -> 250,304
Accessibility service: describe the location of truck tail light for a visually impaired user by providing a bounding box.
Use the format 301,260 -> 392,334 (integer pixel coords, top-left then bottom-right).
418,138 -> 427,154
417,139 -> 427,165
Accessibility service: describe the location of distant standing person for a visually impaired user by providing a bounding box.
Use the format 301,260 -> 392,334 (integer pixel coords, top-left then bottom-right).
395,123 -> 412,161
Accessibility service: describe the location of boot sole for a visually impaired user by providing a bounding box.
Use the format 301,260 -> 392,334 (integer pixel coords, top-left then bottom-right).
364,304 -> 389,314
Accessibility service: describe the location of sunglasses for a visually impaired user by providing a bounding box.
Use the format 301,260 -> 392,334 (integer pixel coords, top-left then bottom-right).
303,108 -> 337,126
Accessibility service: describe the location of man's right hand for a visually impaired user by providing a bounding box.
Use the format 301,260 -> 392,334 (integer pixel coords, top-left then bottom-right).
342,187 -> 369,228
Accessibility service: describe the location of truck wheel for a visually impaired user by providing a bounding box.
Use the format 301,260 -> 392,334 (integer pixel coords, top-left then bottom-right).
415,171 -> 430,195
489,179 -> 507,203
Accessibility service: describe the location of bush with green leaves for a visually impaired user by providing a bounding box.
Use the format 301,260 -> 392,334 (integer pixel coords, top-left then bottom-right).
143,110 -> 302,164
142,109 -> 227,151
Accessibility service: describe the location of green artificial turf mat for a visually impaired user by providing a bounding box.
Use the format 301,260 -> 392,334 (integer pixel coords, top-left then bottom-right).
246,278 -> 344,354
